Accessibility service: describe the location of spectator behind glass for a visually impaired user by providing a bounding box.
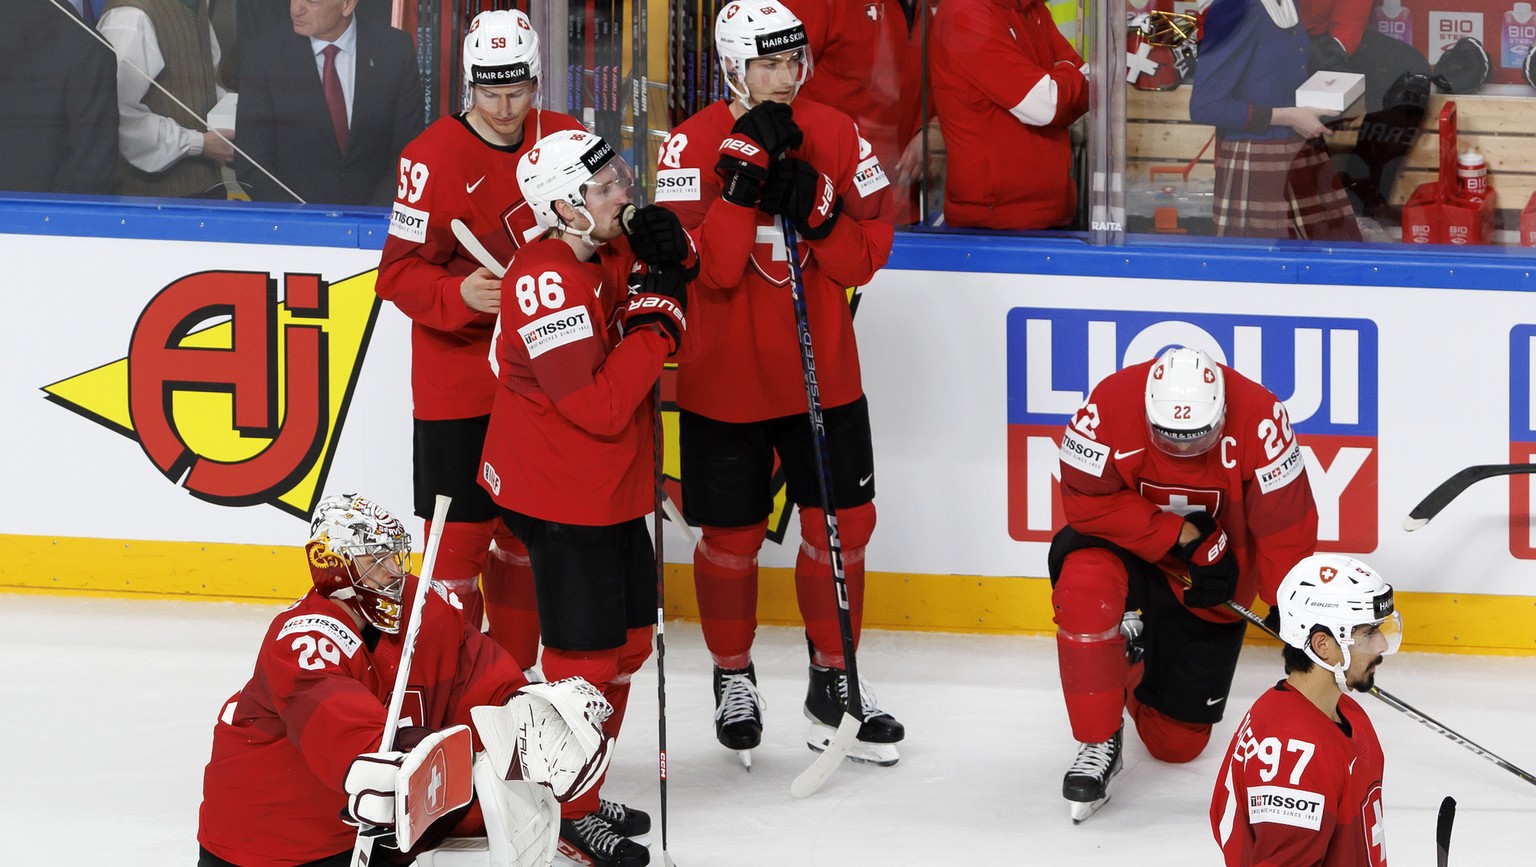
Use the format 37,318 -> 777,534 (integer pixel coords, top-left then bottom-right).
928,0 -> 1088,230
783,0 -> 941,224
99,0 -> 234,198
0,0 -> 121,195
1189,0 -> 1361,240
230,0 -> 392,88
235,0 -> 423,204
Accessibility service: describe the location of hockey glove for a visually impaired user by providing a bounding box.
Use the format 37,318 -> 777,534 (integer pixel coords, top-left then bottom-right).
471,678 -> 615,803
620,204 -> 695,267
624,264 -> 690,356
731,100 -> 803,160
1172,511 -> 1238,609
759,157 -> 842,241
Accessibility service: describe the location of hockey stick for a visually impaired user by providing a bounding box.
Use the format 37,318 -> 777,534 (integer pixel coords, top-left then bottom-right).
1171,571 -> 1536,787
651,377 -> 679,867
1403,464 -> 1536,531
450,218 -> 508,278
349,494 -> 453,867
1436,795 -> 1456,867
781,218 -> 864,799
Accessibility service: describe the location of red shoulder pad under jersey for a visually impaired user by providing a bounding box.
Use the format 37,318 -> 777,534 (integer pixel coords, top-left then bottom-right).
1212,685 -> 1386,867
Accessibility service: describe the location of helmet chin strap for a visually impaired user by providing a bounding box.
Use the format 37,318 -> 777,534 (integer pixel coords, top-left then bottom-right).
1304,637 -> 1354,690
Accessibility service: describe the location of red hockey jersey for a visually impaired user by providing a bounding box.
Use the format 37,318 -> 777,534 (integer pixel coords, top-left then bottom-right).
928,0 -> 1087,228
1212,683 -> 1387,867
784,0 -> 928,223
654,98 -> 894,422
478,239 -> 671,525
197,579 -> 526,867
1057,359 -> 1318,613
376,109 -> 585,420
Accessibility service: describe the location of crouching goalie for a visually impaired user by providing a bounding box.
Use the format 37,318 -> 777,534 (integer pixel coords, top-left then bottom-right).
197,493 -> 618,867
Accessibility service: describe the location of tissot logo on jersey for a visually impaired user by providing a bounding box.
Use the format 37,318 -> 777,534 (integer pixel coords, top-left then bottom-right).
653,169 -> 702,203
519,308 -> 593,358
276,614 -> 362,657
1246,785 -> 1326,829
389,202 -> 429,244
1006,309 -> 1378,550
41,269 -> 381,518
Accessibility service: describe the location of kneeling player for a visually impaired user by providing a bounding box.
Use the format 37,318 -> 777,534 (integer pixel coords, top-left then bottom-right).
197,493 -> 613,867
1212,554 -> 1402,866
1049,347 -> 1319,822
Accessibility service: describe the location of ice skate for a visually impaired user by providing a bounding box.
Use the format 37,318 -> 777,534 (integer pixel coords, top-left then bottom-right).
594,798 -> 651,838
714,664 -> 766,770
803,663 -> 904,767
557,813 -> 650,866
1064,726 -> 1123,824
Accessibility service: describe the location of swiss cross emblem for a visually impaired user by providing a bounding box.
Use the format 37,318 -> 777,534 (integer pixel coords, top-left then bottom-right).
528,148 -> 541,164
1361,783 -> 1386,866
725,3 -> 739,18
1204,368 -> 1216,383
865,2 -> 882,20
1152,363 -> 1164,379
1319,566 -> 1337,583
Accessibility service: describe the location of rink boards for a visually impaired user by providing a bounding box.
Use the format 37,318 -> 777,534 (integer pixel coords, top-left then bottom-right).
2,195 -> 1534,654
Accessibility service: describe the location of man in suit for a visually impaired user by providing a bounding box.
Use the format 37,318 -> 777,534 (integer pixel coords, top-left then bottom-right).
236,0 -> 422,205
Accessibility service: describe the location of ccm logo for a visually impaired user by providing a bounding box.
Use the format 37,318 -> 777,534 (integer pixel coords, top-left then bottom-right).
721,137 -> 762,157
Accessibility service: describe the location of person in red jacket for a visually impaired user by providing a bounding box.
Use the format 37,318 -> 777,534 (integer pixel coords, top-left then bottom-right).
781,0 -> 940,224
1212,553 -> 1401,866
374,10 -> 585,671
480,128 -> 695,867
928,0 -> 1088,229
1050,346 -> 1319,822
197,493 -> 614,867
654,0 -> 904,770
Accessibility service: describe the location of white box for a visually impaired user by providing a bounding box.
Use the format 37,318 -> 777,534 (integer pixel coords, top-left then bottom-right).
1295,70 -> 1365,113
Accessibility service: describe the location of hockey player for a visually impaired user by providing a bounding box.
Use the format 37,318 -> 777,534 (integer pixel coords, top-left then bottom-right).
374,10 -> 585,670
197,493 -> 615,867
1050,346 -> 1319,822
654,0 -> 903,768
780,0 -> 939,224
1211,553 -> 1401,866
479,128 -> 695,867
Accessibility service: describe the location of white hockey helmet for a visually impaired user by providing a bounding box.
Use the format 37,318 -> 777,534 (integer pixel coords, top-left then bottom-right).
1277,554 -> 1402,688
462,10 -> 541,106
518,130 -> 634,246
1144,346 -> 1226,457
306,493 -> 413,633
714,0 -> 813,104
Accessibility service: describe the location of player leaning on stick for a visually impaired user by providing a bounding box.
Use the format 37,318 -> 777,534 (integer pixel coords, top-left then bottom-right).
654,0 -> 903,768
197,493 -> 615,867
479,129 -> 695,867
375,10 -> 584,671
1212,554 -> 1402,866
1050,346 -> 1319,822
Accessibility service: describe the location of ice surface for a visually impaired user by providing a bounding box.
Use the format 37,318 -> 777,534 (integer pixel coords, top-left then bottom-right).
3,595 -> 1531,865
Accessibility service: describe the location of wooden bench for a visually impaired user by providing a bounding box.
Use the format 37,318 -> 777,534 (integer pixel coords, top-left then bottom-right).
1126,86 -> 1536,216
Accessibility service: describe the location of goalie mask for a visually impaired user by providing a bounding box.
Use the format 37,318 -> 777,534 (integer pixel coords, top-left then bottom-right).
519,129 -> 634,246
1144,347 -> 1226,457
307,494 -> 413,633
1126,10 -> 1198,91
1277,554 -> 1403,689
715,0 -> 813,105
462,10 -> 541,108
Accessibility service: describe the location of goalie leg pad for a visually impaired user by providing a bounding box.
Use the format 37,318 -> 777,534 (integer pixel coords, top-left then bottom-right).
475,751 -> 561,867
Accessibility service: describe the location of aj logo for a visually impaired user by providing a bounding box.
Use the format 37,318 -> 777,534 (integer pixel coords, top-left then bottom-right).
43,269 -> 381,519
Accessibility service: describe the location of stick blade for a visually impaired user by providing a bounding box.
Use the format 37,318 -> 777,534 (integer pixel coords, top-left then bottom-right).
789,712 -> 859,798
1436,795 -> 1457,867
